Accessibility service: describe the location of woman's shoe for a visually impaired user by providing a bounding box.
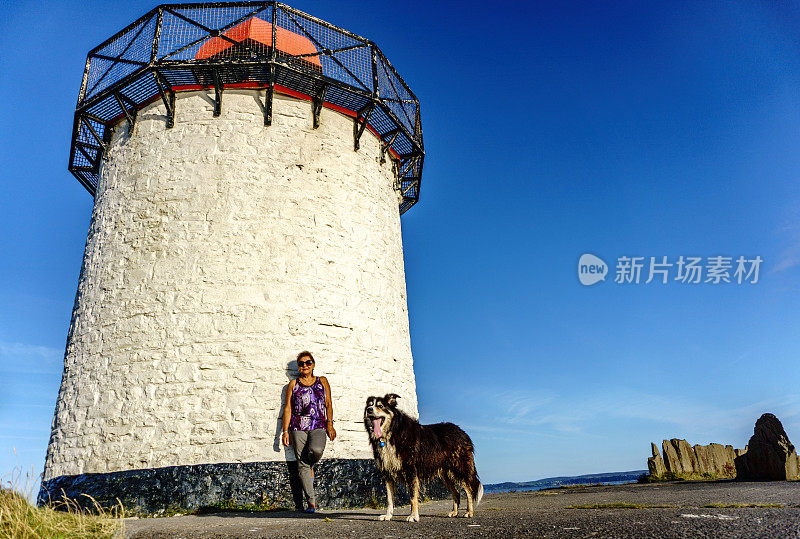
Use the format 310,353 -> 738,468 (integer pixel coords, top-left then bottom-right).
304,505 -> 316,514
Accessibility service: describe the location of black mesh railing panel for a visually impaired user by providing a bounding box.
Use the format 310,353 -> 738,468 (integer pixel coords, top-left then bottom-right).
84,58 -> 115,98
119,16 -> 159,64
331,45 -> 373,93
157,10 -> 210,61
279,5 -> 362,51
159,5 -> 269,61
322,84 -> 368,115
93,13 -> 156,60
124,71 -> 161,104
275,5 -> 369,90
391,131 -> 414,157
91,95 -> 120,122
71,145 -> 93,169
91,61 -> 143,97
70,2 -> 423,213
376,56 -> 417,137
85,15 -> 156,99
368,106 -> 393,136
174,5 -> 266,33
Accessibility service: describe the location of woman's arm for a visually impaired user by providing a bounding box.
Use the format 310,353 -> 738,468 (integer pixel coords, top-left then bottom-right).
281,380 -> 295,446
320,376 -> 336,441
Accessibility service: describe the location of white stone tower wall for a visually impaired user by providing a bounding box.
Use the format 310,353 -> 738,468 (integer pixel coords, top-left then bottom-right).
43,90 -> 418,481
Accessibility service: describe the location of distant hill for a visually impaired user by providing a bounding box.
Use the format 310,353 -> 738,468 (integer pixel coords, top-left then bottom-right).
484,470 -> 647,493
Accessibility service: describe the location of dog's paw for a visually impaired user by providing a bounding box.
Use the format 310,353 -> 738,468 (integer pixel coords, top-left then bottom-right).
406,513 -> 420,522
447,509 -> 458,517
462,511 -> 474,518
378,513 -> 392,521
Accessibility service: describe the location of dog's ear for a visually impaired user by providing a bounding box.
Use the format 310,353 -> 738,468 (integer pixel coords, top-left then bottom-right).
385,393 -> 400,407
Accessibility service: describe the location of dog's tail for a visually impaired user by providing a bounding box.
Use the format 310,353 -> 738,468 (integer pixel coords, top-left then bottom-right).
472,476 -> 484,507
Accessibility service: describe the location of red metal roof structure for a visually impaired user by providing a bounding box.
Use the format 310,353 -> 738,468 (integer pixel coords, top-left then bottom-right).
196,16 -> 321,69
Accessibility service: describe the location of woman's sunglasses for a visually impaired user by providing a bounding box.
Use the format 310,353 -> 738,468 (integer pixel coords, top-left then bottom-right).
297,360 -> 314,367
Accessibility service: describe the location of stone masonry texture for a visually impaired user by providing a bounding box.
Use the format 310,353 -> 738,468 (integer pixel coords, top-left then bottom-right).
38,458 -> 449,513
42,90 -> 419,499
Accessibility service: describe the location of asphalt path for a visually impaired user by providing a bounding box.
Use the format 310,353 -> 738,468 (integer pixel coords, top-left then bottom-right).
124,480 -> 800,538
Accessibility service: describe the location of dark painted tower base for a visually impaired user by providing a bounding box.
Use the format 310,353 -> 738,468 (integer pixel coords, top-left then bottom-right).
39,458 -> 446,514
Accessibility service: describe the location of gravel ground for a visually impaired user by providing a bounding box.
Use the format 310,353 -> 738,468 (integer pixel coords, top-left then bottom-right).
124,480 -> 800,538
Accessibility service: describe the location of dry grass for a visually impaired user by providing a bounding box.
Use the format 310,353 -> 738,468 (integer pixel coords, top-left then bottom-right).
364,492 -> 385,510
0,486 -> 123,538
641,471 -> 733,483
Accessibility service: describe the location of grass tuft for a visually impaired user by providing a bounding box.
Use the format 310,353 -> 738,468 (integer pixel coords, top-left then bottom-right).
1,486 -> 123,538
364,491 -> 385,510
640,471 -> 734,483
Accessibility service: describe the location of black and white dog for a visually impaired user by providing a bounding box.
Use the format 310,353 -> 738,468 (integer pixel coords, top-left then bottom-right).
364,394 -> 483,522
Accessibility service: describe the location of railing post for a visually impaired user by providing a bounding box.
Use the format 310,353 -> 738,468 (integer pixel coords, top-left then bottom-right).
265,1 -> 278,126
150,8 -> 163,65
370,43 -> 379,99
78,56 -> 92,104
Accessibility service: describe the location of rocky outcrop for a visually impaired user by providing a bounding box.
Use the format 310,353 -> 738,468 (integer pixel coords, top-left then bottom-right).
647,413 -> 798,481
674,439 -> 698,473
694,443 -> 736,476
661,439 -> 681,473
647,443 -> 666,476
655,439 -> 737,478
735,413 -> 800,481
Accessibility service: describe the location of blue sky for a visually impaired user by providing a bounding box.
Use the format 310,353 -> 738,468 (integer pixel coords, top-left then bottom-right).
3,0 -> 800,492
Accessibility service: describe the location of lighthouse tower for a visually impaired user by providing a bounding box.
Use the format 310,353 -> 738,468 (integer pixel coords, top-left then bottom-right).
39,2 -> 424,512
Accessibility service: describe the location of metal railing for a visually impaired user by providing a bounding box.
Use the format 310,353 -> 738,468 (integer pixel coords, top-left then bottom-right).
70,2 -> 423,214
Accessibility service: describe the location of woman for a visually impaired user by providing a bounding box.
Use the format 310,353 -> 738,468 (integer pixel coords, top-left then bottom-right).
282,351 -> 336,513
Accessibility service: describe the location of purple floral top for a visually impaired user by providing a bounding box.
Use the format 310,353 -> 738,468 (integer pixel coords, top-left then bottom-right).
289,377 -> 327,431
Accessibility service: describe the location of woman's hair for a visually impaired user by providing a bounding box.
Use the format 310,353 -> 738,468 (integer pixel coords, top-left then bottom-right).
296,350 -> 314,362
